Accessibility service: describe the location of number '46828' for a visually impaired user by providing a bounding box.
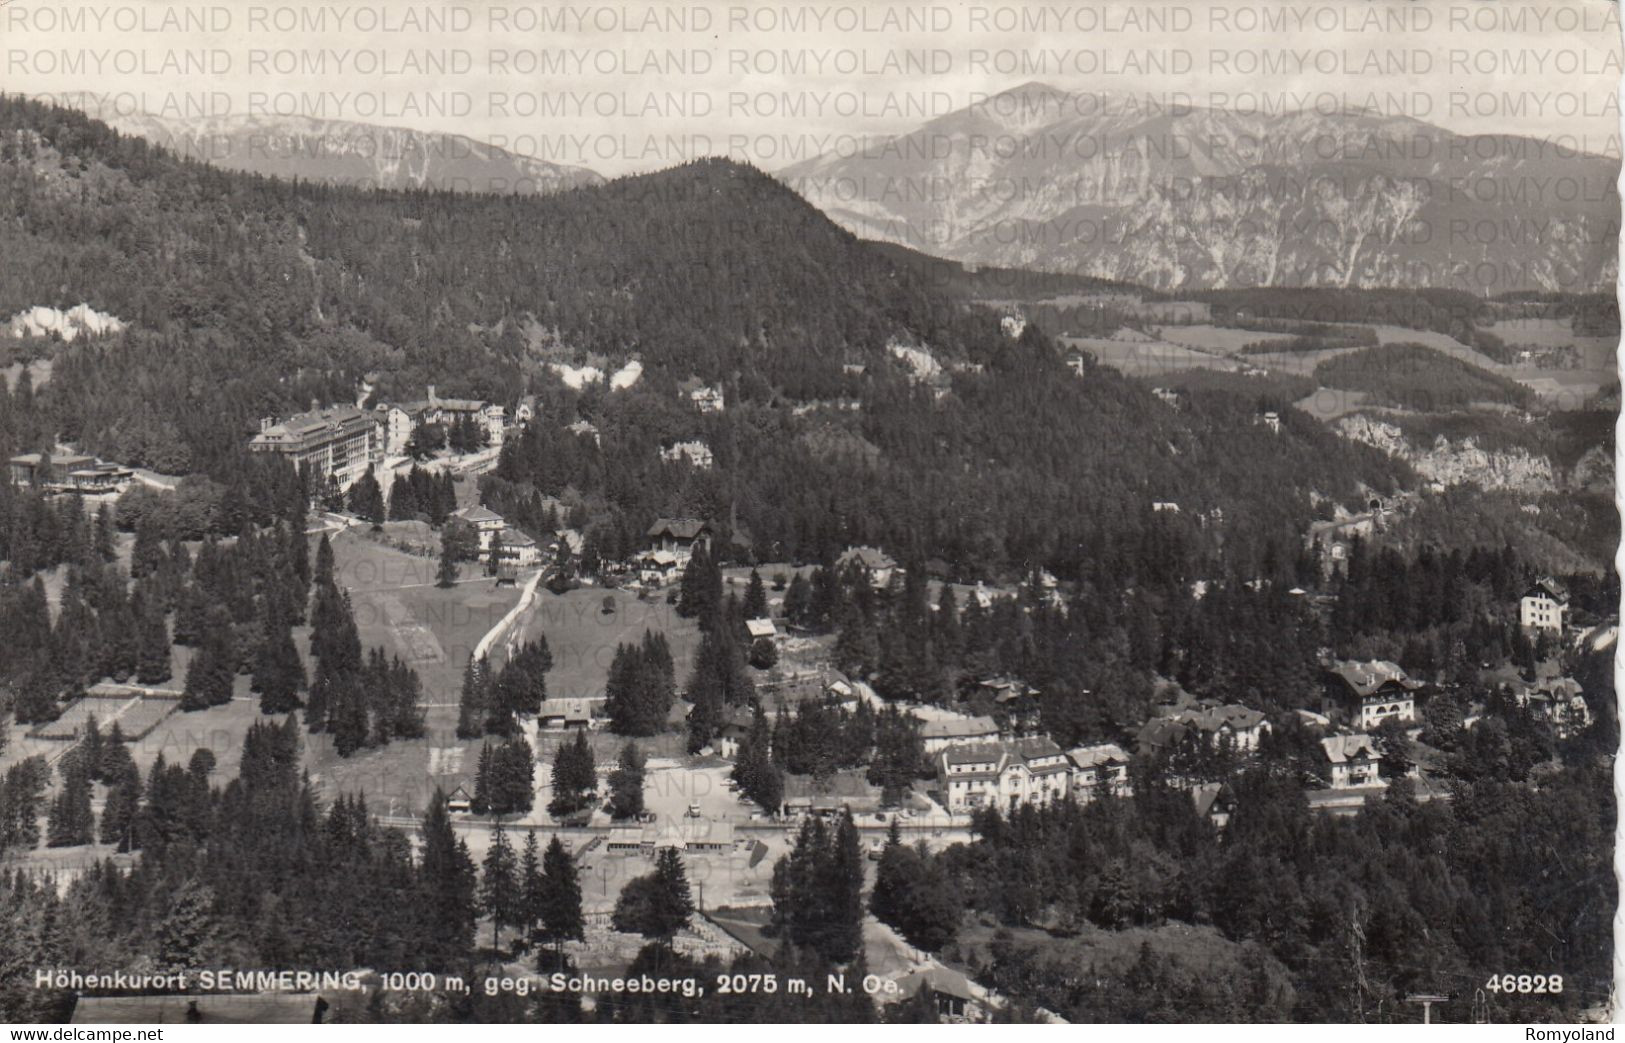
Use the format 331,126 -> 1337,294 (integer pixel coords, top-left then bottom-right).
1485,975 -> 1561,994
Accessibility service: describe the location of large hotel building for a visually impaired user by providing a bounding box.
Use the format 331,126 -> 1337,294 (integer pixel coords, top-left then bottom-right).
249,405 -> 383,490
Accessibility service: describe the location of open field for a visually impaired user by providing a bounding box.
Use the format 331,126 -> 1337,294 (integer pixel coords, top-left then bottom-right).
1062,336 -> 1239,378
1157,324 -> 1292,354
514,584 -> 702,702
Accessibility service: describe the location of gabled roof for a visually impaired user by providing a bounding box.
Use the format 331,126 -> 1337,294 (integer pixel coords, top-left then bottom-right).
1326,659 -> 1422,698
919,715 -> 999,740
838,545 -> 896,570
1136,717 -> 1190,750
1523,577 -> 1571,604
744,618 -> 777,638
1067,743 -> 1130,770
648,517 -> 710,539
538,698 -> 593,720
1174,703 -> 1266,732
1321,733 -> 1381,764
1192,781 -> 1236,819
897,966 -> 977,1003
940,737 -> 1066,774
451,505 -> 504,525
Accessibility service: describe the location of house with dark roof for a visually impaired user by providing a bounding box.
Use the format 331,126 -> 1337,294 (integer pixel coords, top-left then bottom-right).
1515,676 -> 1590,737
1321,733 -> 1385,789
1166,703 -> 1270,751
1191,781 -> 1238,829
1323,660 -> 1424,730
936,737 -> 1071,813
538,698 -> 593,731
1519,577 -> 1570,633
837,545 -> 899,588
895,967 -> 985,1023
647,517 -> 713,560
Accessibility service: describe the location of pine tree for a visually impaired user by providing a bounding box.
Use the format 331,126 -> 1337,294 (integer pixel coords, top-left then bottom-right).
46,751 -> 94,847
744,568 -> 768,618
419,791 -> 478,969
608,741 -> 646,820
480,822 -> 520,950
436,531 -> 459,588
651,845 -> 694,940
135,600 -> 172,684
456,655 -> 488,739
548,730 -> 596,820
538,835 -> 585,963
99,753 -> 143,851
180,609 -> 236,711
253,602 -> 305,715
519,830 -> 544,941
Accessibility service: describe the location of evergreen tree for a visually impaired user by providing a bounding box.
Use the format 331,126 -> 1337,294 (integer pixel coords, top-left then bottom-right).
744,568 -> 768,618
436,531 -> 459,588
419,791 -> 478,970
538,835 -> 585,963
548,730 -> 596,820
480,822 -> 520,950
456,655 -> 489,739
608,741 -> 646,820
46,751 -> 94,847
135,600 -> 172,684
519,829 -> 544,940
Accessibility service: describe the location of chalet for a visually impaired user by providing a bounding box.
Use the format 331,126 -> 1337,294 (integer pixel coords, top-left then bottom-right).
1519,578 -> 1569,633
838,546 -> 899,589
744,618 -> 777,641
637,550 -> 682,586
449,505 -> 507,558
1135,717 -> 1190,757
690,385 -> 725,413
660,440 -> 713,469
647,517 -> 713,561
919,715 -> 1000,754
1067,743 -> 1132,803
717,708 -> 755,759
1321,733 -> 1385,789
1192,782 -> 1237,829
1323,660 -> 1423,730
445,785 -> 474,814
1515,677 -> 1590,737
538,698 -> 593,731
937,737 -> 1071,813
1167,703 -> 1270,752
249,405 -> 383,491
978,677 -> 1042,734
895,967 -> 984,1023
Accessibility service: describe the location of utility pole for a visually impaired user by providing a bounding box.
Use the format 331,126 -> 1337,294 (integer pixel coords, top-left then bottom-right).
1407,994 -> 1449,1024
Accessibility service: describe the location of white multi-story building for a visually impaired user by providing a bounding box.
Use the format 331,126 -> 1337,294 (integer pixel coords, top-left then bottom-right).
1519,579 -> 1569,633
937,737 -> 1072,813
250,405 -> 383,492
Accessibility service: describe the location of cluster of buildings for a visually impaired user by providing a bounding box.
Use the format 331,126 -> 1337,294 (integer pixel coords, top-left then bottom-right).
636,517 -> 715,585
250,386 -> 536,493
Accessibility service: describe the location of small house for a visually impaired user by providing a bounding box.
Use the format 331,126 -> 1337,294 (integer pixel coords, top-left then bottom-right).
445,785 -> 474,814
1192,782 -> 1237,829
896,967 -> 984,1023
1067,743 -> 1132,803
538,698 -> 593,731
1321,733 -> 1385,789
1323,660 -> 1423,730
837,546 -> 899,589
647,517 -> 713,560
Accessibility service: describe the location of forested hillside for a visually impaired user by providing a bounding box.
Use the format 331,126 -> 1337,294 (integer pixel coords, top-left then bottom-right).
0,96 -> 1410,581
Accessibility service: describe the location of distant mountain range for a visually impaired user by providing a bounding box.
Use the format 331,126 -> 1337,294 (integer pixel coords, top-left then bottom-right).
101,112 -> 603,195
778,83 -> 1620,293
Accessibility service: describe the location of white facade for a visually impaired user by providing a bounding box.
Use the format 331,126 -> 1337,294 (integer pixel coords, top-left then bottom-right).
938,740 -> 1071,813
1520,590 -> 1567,632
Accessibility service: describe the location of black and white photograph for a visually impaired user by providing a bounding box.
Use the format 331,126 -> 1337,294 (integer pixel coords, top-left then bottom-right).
0,0 -> 1618,1029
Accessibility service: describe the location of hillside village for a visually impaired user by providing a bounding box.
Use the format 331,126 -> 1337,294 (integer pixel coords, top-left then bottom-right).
0,95 -> 1615,1026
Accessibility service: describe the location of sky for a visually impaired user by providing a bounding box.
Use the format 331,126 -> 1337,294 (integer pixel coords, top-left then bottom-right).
1,0 -> 1620,176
